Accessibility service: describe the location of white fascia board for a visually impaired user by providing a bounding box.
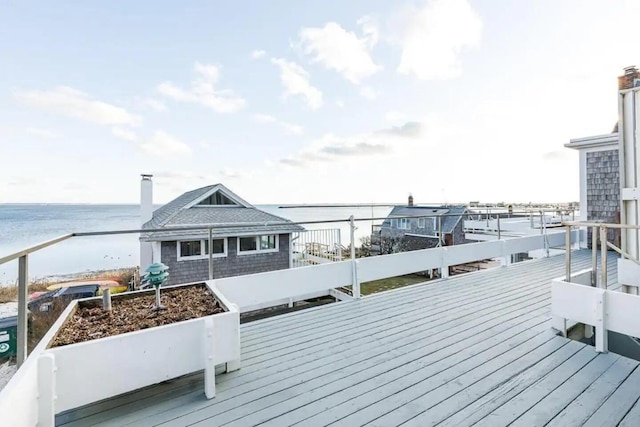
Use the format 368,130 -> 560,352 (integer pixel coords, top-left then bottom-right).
565,133 -> 618,150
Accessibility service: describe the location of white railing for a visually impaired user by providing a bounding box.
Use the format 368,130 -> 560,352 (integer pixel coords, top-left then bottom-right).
291,228 -> 343,268
213,230 -> 578,313
0,229 -> 577,425
552,221 -> 640,354
552,274 -> 640,353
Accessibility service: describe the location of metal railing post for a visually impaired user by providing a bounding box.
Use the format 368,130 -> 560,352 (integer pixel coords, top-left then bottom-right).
497,216 -> 501,240
349,215 -> 359,299
565,226 -> 571,280
600,226 -> 607,289
592,226 -> 598,287
208,228 -> 214,280
17,255 -> 28,367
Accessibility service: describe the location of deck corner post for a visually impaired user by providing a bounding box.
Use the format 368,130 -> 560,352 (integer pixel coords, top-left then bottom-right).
594,288 -> 608,353
353,259 -> 361,299
37,353 -> 56,427
441,248 -> 450,279
204,318 -> 216,399
551,315 -> 567,338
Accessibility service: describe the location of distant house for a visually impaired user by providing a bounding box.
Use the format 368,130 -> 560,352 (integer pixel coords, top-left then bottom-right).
372,196 -> 469,253
140,178 -> 303,285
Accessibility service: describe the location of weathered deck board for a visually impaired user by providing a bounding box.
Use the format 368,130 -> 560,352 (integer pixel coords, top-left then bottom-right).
56,250 -> 638,427
442,344 -> 598,427
577,364 -> 640,426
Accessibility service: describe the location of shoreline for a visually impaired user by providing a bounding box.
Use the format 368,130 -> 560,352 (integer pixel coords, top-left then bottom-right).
0,265 -> 137,288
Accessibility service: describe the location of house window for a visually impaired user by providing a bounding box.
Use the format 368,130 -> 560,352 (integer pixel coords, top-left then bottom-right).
260,235 -> 277,250
177,238 -> 227,260
179,240 -> 202,258
238,235 -> 279,254
398,218 -> 411,230
418,218 -> 426,228
197,191 -> 237,206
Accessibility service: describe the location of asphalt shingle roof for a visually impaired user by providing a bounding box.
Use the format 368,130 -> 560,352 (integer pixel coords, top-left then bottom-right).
141,184 -> 303,241
382,205 -> 468,235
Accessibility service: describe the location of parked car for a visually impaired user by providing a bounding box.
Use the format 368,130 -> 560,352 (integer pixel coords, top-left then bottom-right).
28,285 -> 100,312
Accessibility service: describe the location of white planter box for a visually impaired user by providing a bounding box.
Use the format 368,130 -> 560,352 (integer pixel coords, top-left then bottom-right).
38,282 -> 240,420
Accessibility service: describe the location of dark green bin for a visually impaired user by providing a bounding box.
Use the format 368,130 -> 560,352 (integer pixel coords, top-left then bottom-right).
0,316 -> 17,358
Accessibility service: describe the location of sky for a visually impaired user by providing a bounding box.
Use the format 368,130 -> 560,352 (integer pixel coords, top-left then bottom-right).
1,0 -> 639,205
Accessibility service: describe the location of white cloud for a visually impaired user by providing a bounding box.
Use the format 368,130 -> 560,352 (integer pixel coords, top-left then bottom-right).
26,127 -> 58,139
252,113 -> 277,124
271,58 -> 323,110
280,121 -> 425,167
251,49 -> 266,60
111,127 -> 137,142
157,62 -> 246,113
280,123 -> 304,135
396,0 -> 482,80
135,97 -> 168,112
336,100 -> 345,108
220,168 -> 251,180
139,130 -> 192,157
14,86 -> 142,126
297,18 -> 381,84
252,113 -> 304,135
385,111 -> 407,122
359,86 -> 379,100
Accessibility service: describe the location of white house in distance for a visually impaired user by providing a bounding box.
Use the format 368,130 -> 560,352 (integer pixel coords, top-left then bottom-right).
139,175 -> 304,285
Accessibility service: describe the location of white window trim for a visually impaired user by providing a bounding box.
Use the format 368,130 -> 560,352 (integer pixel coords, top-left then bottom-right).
237,235 -> 279,255
397,218 -> 411,230
418,218 -> 426,229
177,238 -> 228,261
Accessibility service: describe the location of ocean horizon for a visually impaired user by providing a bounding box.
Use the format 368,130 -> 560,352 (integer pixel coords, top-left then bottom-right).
0,203 -> 393,284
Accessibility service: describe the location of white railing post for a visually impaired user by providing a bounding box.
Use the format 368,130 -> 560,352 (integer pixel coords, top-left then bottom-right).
592,225 -> 598,287
565,226 -> 572,281
500,240 -> 510,266
441,247 -> 450,278
208,228 -> 214,280
600,226 -> 607,289
595,288 -> 608,353
350,215 -> 360,298
203,317 -> 216,399
225,303 -> 241,373
17,254 -> 28,367
38,353 -> 56,427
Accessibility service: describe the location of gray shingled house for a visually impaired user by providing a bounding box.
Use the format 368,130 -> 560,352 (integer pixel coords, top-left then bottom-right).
141,183 -> 304,285
373,199 -> 469,254
564,66 -> 638,248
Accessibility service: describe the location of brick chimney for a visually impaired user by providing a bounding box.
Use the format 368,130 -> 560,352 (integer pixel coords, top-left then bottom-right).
408,193 -> 414,206
618,66 -> 640,90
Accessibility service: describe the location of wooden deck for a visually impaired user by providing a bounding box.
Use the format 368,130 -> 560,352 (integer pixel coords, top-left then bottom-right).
56,251 -> 640,427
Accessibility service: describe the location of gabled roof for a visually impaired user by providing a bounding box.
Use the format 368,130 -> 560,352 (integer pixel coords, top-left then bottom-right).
142,184 -> 304,241
383,205 -> 468,234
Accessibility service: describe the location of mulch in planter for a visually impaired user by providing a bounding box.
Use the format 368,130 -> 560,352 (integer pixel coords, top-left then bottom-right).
51,284 -> 224,347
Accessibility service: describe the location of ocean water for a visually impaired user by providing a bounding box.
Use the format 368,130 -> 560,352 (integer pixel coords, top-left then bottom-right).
0,204 -> 392,284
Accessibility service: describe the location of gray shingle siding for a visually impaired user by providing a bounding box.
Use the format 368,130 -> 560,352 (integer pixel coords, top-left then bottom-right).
161,234 -> 290,285
586,150 -> 620,246
379,217 -> 469,252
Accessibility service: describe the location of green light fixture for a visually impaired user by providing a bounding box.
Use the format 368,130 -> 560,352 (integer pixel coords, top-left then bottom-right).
145,262 -> 169,311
